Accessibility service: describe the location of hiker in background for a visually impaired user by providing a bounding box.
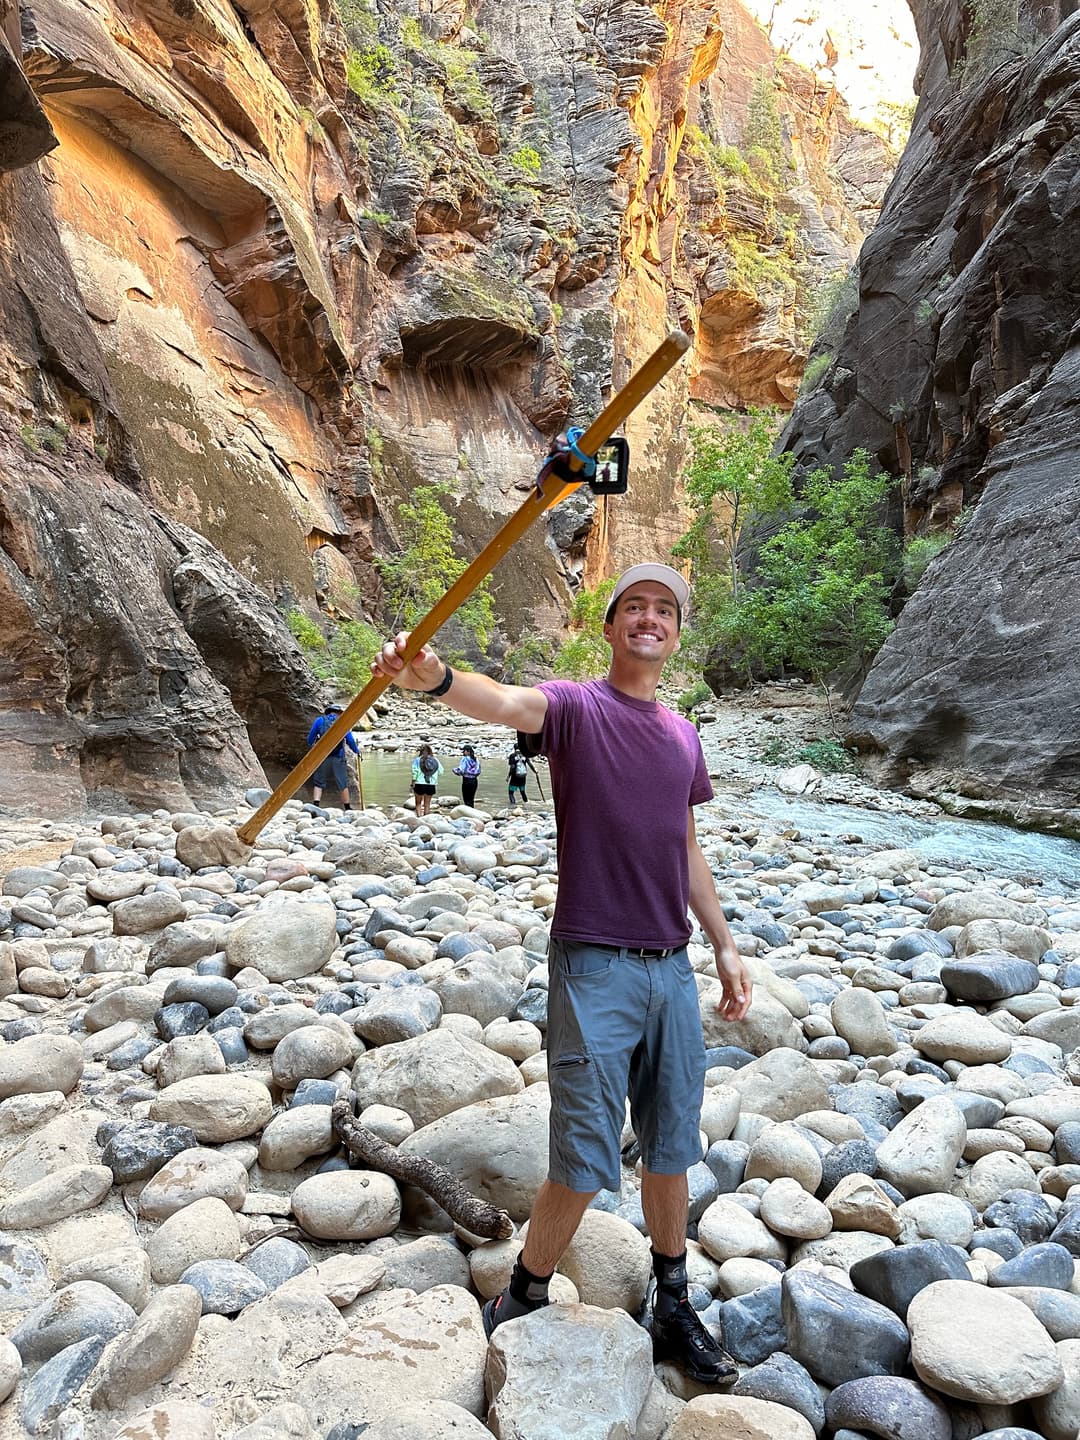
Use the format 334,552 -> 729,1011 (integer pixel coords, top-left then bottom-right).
453,743 -> 481,807
507,745 -> 529,808
411,743 -> 442,817
307,703 -> 360,810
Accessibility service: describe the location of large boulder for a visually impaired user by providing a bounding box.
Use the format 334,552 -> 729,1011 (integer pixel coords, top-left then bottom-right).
875,1095 -> 967,1197
486,1303 -> 654,1440
149,1075 -> 272,1142
782,1270 -> 909,1387
351,1028 -> 524,1129
224,903 -> 338,982
700,981 -> 806,1056
666,1394 -> 815,1440
908,1280 -> 1063,1403
292,1286 -> 486,1432
399,1087 -> 550,1222
717,1049 -> 829,1123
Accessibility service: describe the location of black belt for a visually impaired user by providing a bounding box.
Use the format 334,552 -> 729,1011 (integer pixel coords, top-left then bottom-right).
598,944 -> 677,959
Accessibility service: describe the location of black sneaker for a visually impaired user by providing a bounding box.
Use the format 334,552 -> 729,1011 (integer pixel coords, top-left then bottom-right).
482,1289 -> 549,1338
651,1300 -> 738,1384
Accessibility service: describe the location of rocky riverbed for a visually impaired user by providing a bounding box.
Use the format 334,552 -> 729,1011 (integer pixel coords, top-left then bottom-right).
1,776 -> 1080,1439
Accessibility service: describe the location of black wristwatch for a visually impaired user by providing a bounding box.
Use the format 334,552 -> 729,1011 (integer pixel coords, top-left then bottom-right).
425,665 -> 453,697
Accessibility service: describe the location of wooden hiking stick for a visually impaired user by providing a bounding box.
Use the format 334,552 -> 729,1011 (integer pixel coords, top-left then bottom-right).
237,329 -> 692,845
331,1100 -> 513,1239
355,749 -> 365,811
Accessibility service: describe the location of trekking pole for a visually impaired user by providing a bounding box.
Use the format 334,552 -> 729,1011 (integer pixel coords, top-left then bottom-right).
527,759 -> 546,803
355,748 -> 365,811
236,329 -> 692,846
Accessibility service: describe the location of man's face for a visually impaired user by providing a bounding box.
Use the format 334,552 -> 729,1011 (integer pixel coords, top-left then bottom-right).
603,580 -> 681,666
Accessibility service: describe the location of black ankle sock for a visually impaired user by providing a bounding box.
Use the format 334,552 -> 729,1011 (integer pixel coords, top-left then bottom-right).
508,1257 -> 553,1308
652,1249 -> 688,1318
343,802 -> 352,810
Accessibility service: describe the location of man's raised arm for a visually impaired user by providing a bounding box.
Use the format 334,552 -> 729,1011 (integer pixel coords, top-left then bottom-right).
371,631 -> 548,734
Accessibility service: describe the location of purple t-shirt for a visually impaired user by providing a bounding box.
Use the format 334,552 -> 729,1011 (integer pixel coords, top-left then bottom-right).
536,678 -> 713,948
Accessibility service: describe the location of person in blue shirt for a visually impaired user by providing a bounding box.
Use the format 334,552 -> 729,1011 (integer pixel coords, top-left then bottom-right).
307,703 -> 360,810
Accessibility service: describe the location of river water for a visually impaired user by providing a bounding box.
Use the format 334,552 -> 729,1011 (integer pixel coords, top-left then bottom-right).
347,749 -> 1080,893
349,749 -> 550,815
715,789 -> 1080,893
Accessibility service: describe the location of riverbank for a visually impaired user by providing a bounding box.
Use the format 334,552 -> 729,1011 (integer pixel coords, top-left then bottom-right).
1,775 -> 1080,1434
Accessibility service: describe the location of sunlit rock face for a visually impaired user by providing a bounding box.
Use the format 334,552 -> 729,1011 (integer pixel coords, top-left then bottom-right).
781,0 -> 1080,832
741,0 -> 918,131
0,0 -> 901,813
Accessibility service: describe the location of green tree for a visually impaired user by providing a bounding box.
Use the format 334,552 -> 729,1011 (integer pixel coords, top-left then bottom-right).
742,70 -> 787,190
285,609 -> 383,692
552,578 -> 616,679
376,483 -> 495,660
735,450 -> 899,684
672,411 -> 795,669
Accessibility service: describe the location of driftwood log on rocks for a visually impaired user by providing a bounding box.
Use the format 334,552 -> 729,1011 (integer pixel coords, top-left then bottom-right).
331,1100 -> 514,1240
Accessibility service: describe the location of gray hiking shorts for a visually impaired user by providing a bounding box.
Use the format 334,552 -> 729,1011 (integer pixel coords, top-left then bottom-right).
545,937 -> 706,1193
313,753 -> 349,792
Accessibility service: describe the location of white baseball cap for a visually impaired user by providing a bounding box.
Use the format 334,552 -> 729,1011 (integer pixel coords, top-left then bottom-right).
604,563 -> 690,626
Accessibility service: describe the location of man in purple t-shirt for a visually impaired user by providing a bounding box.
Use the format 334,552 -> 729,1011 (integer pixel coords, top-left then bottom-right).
373,563 -> 752,1384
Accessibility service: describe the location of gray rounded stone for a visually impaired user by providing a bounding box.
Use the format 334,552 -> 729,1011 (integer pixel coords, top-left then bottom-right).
782,1270 -> 910,1388
849,1240 -> 970,1319
825,1376 -> 950,1440
11,1281 -> 136,1364
242,1238 -> 312,1292
987,1242 -> 1075,1290
734,1352 -> 825,1433
179,1260 -> 268,1315
99,1120 -> 198,1183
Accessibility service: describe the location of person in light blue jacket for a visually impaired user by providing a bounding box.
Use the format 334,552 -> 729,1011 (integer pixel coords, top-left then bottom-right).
453,743 -> 481,806
411,743 -> 442,816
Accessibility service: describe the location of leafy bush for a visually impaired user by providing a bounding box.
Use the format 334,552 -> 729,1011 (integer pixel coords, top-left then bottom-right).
18,423 -> 40,452
345,43 -> 399,107
677,680 -> 713,714
552,578 -> 616,679
960,0 -> 1037,84
510,146 -> 542,175
286,608 -> 383,692
902,530 -> 954,593
503,635 -> 555,684
799,351 -> 832,395
759,735 -> 854,772
676,428 -> 900,687
804,268 -> 858,346
41,423 -> 69,454
727,235 -> 796,302
376,483 -> 495,656
673,409 -> 795,668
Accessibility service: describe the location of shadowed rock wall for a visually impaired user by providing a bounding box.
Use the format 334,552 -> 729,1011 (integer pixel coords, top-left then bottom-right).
779,0 -> 1080,831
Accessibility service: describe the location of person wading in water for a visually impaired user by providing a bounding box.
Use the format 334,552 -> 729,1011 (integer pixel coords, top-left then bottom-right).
453,743 -> 481,807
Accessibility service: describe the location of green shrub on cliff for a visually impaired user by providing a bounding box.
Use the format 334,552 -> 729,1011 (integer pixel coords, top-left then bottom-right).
376,483 -> 495,657
675,418 -> 899,686
286,610 -> 384,691
960,0 -> 1037,84
902,529 -> 955,593
552,578 -> 616,679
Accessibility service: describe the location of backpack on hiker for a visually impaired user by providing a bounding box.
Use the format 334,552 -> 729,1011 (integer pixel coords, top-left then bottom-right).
510,752 -> 528,783
420,753 -> 439,779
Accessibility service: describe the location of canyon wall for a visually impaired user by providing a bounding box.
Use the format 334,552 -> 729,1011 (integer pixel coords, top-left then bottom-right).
1,0 -> 893,814
779,0 -> 1080,833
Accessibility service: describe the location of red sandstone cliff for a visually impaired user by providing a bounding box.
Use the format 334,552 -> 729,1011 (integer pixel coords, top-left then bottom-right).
0,0 -> 893,813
